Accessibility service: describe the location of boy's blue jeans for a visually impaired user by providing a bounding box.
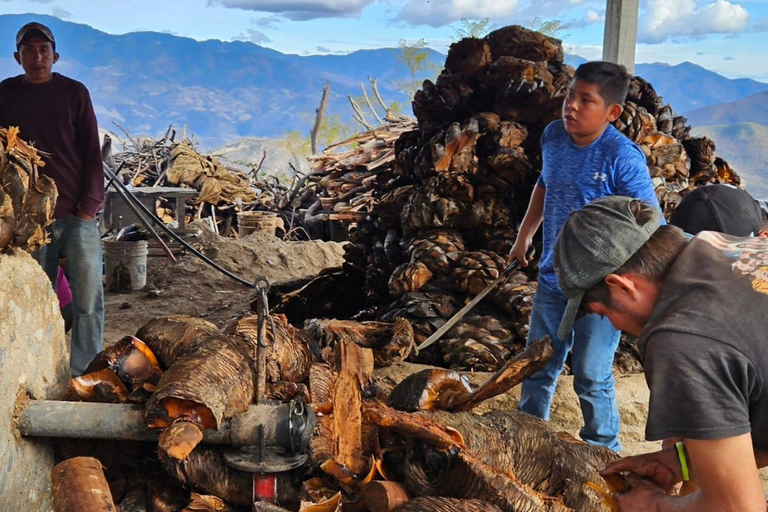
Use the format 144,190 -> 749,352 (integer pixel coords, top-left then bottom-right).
518,285 -> 622,452
34,215 -> 104,376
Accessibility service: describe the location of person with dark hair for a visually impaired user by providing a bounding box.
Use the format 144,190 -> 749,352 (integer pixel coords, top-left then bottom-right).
0,22 -> 104,375
670,183 -> 768,238
555,195 -> 768,511
508,61 -> 661,451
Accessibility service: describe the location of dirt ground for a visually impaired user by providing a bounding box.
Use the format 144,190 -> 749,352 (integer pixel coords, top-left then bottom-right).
102,231 -> 656,459
103,230 -> 346,343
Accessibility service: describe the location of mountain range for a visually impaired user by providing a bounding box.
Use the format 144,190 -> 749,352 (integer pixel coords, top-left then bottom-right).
0,14 -> 444,149
2,14 -> 767,150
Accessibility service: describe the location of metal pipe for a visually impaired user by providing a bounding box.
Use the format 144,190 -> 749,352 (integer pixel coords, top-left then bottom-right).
16,401 -> 230,443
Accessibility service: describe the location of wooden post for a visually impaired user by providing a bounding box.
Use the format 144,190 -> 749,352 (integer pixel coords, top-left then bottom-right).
310,80 -> 331,154
602,0 -> 640,74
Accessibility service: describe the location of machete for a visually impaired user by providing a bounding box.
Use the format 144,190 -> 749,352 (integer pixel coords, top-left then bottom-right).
415,247 -> 535,353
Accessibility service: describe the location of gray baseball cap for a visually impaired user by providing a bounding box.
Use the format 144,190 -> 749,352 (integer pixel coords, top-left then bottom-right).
16,22 -> 55,49
554,196 -> 662,340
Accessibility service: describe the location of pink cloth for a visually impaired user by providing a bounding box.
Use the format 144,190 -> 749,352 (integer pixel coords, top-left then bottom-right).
56,267 -> 72,308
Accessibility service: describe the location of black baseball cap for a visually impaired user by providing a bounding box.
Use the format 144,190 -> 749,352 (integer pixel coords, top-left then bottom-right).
670,184 -> 763,237
16,22 -> 55,49
554,196 -> 663,340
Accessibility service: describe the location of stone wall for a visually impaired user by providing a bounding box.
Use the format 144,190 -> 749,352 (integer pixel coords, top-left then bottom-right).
0,250 -> 68,512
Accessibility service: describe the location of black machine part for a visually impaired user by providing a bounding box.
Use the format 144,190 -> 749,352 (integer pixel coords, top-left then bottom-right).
224,399 -> 316,473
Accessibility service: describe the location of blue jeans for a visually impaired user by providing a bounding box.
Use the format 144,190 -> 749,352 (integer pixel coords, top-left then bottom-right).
518,285 -> 622,451
33,216 -> 104,376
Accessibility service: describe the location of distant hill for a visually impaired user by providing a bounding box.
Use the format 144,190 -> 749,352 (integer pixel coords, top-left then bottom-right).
0,14 -> 443,149
2,14 -> 766,151
212,137 -> 311,178
564,57 -> 768,115
634,62 -> 768,114
686,91 -> 768,127
692,122 -> 768,199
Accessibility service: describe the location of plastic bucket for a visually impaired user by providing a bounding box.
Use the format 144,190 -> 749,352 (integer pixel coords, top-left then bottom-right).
103,240 -> 149,292
238,211 -> 281,237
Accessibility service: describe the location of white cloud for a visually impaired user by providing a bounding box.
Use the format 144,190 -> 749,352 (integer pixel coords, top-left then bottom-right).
316,45 -> 331,52
397,0 -> 520,27
253,15 -> 282,29
51,6 -> 71,19
570,8 -> 604,28
640,0 -> 749,44
569,43 -> 602,60
234,28 -> 272,43
209,0 -> 375,21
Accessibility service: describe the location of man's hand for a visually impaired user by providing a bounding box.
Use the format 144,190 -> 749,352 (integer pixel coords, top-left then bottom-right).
616,476 -> 669,512
74,211 -> 95,221
508,237 -> 534,267
601,447 -> 683,493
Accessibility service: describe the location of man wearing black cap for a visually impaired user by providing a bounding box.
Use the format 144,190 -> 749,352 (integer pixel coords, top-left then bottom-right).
554,196 -> 768,511
0,22 -> 104,375
670,183 -> 768,238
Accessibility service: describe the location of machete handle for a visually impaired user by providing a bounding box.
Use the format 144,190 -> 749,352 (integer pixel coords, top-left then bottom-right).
504,245 -> 536,274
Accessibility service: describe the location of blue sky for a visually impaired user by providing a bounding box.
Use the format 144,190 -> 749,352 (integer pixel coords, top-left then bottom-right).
1,0 -> 767,81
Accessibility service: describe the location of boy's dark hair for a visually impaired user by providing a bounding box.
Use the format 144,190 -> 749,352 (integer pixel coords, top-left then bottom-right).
573,61 -> 631,107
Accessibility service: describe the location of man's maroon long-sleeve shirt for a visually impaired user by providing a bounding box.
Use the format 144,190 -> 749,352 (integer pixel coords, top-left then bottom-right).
0,72 -> 104,218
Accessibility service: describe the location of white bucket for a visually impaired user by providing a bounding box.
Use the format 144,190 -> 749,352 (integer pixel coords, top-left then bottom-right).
103,240 -> 149,291
238,211 -> 281,237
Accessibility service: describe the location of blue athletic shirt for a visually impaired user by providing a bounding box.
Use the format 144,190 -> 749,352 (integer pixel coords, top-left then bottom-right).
536,120 -> 662,293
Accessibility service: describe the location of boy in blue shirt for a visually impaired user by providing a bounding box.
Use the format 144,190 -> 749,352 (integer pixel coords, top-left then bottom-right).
508,61 -> 661,451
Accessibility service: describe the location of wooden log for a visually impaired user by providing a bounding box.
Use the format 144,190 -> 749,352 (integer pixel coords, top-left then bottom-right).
362,481 -> 410,512
51,457 -> 116,512
331,339 -> 374,476
145,334 -> 254,430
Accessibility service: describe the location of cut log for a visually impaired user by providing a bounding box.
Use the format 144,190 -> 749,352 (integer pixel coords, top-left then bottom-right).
225,313 -> 313,384
135,315 -> 220,369
158,420 -> 204,461
305,318 -> 414,367
449,336 -> 554,410
145,334 -> 254,430
331,339 -> 374,476
361,481 -> 410,512
387,369 -> 472,412
84,335 -> 163,394
159,445 -> 251,507
362,400 -> 465,450
66,368 -> 131,404
396,496 -> 502,512
51,457 -> 116,512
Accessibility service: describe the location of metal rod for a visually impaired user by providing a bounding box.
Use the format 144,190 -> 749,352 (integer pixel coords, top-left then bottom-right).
103,163 -> 177,262
254,277 -> 271,404
17,401 -> 231,443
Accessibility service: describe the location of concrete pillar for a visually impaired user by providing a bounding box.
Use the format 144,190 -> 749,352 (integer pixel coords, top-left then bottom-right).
602,0 -> 640,74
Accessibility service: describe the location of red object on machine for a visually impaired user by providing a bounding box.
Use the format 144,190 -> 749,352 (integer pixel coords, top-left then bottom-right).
253,473 -> 277,504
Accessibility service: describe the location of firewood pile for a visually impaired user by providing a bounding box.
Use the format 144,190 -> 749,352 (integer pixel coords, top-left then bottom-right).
56,314 -> 623,512
306,118 -> 417,226
0,127 -> 57,253
305,25 -> 742,373
108,131 -> 315,239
